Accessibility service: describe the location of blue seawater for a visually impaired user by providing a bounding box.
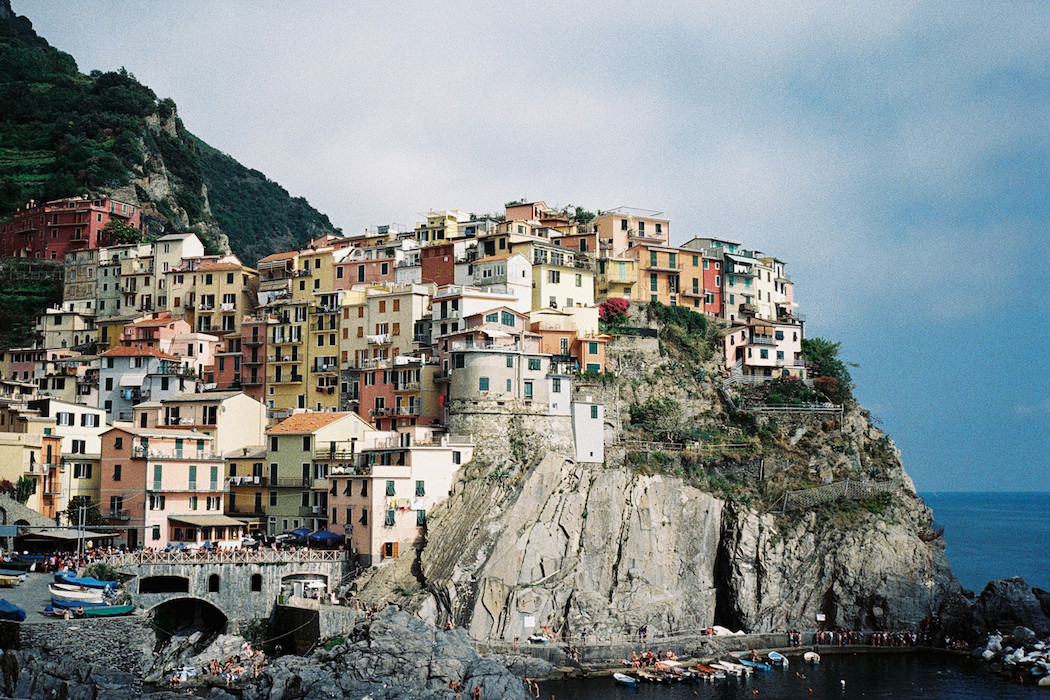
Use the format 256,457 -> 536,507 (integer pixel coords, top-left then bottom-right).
922,491 -> 1050,593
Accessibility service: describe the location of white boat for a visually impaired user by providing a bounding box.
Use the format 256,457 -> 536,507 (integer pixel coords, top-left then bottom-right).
804,651 -> 821,664
768,651 -> 788,667
711,661 -> 744,676
613,672 -> 638,688
48,585 -> 105,603
0,574 -> 23,587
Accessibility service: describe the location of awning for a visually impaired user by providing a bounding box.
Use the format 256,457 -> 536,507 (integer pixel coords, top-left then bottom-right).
725,253 -> 757,265
18,528 -> 112,541
119,375 -> 145,387
482,329 -> 511,338
167,515 -> 248,528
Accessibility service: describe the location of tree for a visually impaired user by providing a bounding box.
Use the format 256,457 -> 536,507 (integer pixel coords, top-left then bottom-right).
801,337 -> 855,402
599,297 -> 629,325
629,397 -> 684,442
102,218 -> 144,245
14,476 -> 35,505
66,496 -> 108,527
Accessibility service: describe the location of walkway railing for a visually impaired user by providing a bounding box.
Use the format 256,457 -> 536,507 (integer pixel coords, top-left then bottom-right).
101,549 -> 347,566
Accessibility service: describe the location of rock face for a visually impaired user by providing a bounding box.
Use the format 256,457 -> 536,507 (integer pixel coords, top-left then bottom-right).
973,578 -> 1050,636
716,499 -> 959,631
421,453 -> 723,642
243,607 -> 530,700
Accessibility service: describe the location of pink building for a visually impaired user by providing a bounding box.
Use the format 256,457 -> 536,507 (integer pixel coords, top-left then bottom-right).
0,196 -> 141,260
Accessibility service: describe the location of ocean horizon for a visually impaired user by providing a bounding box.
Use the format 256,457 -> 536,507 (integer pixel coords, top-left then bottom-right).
920,491 -> 1049,593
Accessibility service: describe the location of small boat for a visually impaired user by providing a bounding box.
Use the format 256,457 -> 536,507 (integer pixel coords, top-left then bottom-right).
0,598 -> 25,622
804,651 -> 821,664
49,598 -> 110,609
49,585 -> 105,603
613,672 -> 638,688
0,560 -> 34,572
0,574 -> 22,587
636,670 -> 663,683
768,651 -> 788,667
710,661 -> 743,676
82,604 -> 134,618
0,569 -> 28,578
735,657 -> 772,672
54,574 -> 117,590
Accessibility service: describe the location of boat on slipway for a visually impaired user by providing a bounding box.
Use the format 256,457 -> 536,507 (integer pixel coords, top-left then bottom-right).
613,672 -> 638,688
49,584 -> 105,604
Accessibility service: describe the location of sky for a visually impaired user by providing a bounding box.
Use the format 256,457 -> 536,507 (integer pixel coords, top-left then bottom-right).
13,2 -> 1050,492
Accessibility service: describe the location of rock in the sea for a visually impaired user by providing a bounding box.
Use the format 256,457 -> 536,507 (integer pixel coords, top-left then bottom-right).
973,578 -> 1050,636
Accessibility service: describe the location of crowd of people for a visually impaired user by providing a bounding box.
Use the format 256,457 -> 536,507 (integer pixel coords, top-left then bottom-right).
170,642 -> 270,689
2,546 -> 125,574
621,649 -> 682,668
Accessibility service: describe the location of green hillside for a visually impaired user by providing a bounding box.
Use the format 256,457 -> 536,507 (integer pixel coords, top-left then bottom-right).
0,1 -> 340,265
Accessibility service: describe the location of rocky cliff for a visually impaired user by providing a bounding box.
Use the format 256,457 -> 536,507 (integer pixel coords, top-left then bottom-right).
358,310 -> 965,644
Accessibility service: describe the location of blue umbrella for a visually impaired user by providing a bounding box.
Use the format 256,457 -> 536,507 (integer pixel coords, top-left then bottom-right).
286,527 -> 313,539
306,530 -> 343,543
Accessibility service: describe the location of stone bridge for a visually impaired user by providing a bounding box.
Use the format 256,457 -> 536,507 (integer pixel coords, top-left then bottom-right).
102,550 -> 349,626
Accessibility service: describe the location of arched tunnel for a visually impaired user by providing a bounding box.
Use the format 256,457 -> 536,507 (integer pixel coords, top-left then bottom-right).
149,597 -> 228,649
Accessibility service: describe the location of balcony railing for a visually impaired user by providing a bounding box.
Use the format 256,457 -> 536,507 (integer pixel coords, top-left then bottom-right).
132,446 -> 217,461
749,335 -> 776,346
228,476 -> 268,487
393,381 -> 420,392
273,476 -> 312,488
367,333 -> 392,345
450,341 -> 520,353
299,505 -> 325,517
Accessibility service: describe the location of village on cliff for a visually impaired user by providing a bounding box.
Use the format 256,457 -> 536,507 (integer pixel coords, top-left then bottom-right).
0,197 -> 807,564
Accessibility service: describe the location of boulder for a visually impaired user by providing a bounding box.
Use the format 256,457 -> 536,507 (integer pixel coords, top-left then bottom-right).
973,578 -> 1050,636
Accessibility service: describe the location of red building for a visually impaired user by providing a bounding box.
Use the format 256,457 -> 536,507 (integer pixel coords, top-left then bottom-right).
0,196 -> 141,260
420,242 -> 456,286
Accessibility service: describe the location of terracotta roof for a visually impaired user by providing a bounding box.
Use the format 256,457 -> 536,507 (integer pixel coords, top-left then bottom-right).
268,412 -> 354,434
129,318 -> 178,328
258,251 -> 299,262
100,346 -> 180,361
196,262 -> 245,272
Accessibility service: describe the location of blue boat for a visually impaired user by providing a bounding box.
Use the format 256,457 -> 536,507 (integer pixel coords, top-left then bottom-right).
54,573 -> 116,590
735,657 -> 772,672
768,651 -> 788,667
613,672 -> 638,688
49,598 -> 109,609
0,598 -> 25,622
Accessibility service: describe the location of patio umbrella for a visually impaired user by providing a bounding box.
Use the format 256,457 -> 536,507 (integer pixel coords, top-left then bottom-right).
306,530 -> 343,543
286,527 -> 313,539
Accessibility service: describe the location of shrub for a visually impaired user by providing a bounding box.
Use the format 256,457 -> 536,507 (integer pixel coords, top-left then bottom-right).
629,397 -> 683,441
599,297 -> 629,324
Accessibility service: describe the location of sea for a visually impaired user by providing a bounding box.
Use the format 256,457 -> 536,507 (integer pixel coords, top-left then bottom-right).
543,491 -> 1050,700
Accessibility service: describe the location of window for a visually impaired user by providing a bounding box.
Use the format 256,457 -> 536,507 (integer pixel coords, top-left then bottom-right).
527,358 -> 541,371
453,451 -> 462,465
760,349 -> 769,359
588,342 -> 598,355
415,480 -> 425,497
57,412 -> 73,426
575,273 -> 582,287
81,413 -> 100,427
73,463 -> 92,479
776,351 -> 785,360
386,480 -> 395,496
590,405 -> 599,419
149,494 -> 166,510
479,377 -> 489,392
650,251 -> 658,267
250,574 -> 262,592
506,356 -> 514,368
270,436 -> 278,452
113,464 -> 122,481
416,510 -> 427,526
384,510 -> 395,526
650,274 -> 658,292
152,525 -> 161,541
523,381 -> 533,399
485,312 -> 498,323
547,270 -> 560,284
190,496 -> 198,510
269,490 -> 278,506
302,436 -> 311,452
208,574 -> 220,593
552,378 -> 561,393
359,509 -> 368,525
361,480 -> 368,496
71,439 -> 86,454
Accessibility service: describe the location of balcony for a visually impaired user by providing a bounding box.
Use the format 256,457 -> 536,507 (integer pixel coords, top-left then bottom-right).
198,304 -> 215,313
274,476 -> 312,488
450,341 -> 520,353
245,336 -> 264,346
299,505 -> 325,517
109,509 -> 130,521
682,287 -> 704,298
330,464 -> 372,476
749,335 -> 776,346
393,381 -> 420,392
396,405 -> 421,416
313,362 -> 338,373
228,476 -> 268,487
366,333 -> 392,345
132,446 -> 217,461
738,303 -> 757,315
220,302 -> 235,311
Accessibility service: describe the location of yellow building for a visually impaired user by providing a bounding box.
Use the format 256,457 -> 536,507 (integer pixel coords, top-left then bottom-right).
595,256 -> 640,302
590,207 -> 670,257
526,242 -> 595,311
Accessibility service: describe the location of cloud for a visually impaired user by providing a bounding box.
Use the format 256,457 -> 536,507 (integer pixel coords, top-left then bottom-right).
1015,401 -> 1050,417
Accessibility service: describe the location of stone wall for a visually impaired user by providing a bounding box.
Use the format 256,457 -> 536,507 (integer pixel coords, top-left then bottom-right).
122,559 -> 346,622
447,400 -> 575,471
